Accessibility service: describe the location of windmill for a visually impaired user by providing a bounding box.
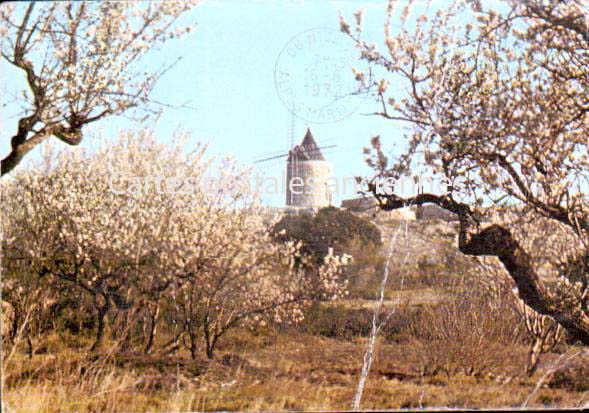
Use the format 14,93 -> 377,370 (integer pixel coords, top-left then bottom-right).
254,119 -> 335,208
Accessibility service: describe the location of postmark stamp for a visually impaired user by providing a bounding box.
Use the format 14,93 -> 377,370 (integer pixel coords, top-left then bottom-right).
274,27 -> 364,124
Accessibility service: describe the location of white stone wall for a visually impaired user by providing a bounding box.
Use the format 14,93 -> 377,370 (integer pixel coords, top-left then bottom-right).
286,160 -> 331,207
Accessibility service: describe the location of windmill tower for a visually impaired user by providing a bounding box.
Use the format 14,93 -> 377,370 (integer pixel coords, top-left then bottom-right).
285,128 -> 332,208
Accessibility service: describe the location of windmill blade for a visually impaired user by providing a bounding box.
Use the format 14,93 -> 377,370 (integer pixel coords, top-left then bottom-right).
297,144 -> 337,158
253,138 -> 336,163
253,148 -> 291,162
300,144 -> 338,158
254,138 -> 337,162
319,147 -> 339,157
254,158 -> 287,169
253,152 -> 289,164
253,144 -> 337,164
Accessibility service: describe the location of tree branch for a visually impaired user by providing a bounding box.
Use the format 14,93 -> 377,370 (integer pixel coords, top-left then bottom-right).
368,188 -> 589,345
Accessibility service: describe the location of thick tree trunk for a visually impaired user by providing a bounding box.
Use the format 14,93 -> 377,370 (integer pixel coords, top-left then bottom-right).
205,342 -> 214,360
204,323 -> 214,360
370,191 -> 589,345
144,302 -> 160,355
1,131 -> 50,176
26,333 -> 33,359
91,300 -> 111,352
460,224 -> 589,345
189,332 -> 198,360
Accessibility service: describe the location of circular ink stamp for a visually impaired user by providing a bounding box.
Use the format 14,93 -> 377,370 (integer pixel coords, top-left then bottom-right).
274,27 -> 364,124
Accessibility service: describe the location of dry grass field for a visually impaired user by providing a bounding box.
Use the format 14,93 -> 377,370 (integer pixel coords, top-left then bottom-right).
3,326 -> 588,412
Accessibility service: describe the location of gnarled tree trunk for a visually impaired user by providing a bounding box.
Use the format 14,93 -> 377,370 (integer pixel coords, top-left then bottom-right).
91,296 -> 111,352
370,190 -> 589,345
460,224 -> 589,345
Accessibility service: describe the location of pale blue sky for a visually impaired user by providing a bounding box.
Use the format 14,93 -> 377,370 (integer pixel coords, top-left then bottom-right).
1,0 -> 458,206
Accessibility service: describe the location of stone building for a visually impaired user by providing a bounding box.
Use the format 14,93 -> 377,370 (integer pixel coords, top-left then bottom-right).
285,128 -> 332,208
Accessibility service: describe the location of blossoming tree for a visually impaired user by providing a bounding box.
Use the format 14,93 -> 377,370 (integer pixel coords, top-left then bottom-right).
341,0 -> 589,343
0,1 -> 198,176
1,131 -> 346,355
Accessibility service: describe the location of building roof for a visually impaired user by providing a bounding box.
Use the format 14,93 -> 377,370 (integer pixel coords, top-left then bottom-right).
287,128 -> 326,162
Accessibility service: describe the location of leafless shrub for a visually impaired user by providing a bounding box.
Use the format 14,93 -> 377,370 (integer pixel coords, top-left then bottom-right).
401,265 -> 526,378
514,301 -> 566,376
477,256 -> 569,376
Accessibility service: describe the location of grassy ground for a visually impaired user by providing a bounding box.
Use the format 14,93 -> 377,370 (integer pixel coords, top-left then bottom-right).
3,328 -> 588,412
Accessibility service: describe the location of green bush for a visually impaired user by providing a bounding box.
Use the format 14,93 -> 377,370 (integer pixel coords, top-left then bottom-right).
271,206 -> 381,264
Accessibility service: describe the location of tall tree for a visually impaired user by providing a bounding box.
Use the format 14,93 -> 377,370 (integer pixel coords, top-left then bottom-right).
0,1 -> 198,175
341,0 -> 589,343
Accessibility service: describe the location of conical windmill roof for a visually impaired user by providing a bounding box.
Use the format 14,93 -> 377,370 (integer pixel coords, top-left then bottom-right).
287,128 -> 326,161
